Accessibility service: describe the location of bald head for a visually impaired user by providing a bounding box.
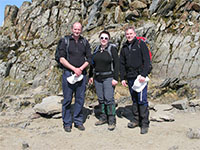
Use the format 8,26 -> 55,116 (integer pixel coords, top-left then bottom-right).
72,22 -> 82,29
71,22 -> 82,38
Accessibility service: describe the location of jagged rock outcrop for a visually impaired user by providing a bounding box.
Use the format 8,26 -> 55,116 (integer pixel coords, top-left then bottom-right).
0,0 -> 199,99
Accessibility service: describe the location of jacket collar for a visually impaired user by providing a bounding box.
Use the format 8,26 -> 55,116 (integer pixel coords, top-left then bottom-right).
123,37 -> 137,48
69,34 -> 84,41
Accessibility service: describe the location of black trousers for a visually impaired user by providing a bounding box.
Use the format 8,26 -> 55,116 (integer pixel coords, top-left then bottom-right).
127,78 -> 149,128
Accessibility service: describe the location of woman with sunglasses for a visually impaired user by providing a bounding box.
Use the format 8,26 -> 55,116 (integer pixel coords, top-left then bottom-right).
89,30 -> 119,131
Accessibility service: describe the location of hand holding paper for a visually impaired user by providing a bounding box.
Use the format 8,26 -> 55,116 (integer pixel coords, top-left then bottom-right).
132,75 -> 149,92
67,74 -> 83,84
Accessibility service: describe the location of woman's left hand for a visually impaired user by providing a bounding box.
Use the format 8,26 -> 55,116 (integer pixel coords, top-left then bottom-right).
112,79 -> 118,86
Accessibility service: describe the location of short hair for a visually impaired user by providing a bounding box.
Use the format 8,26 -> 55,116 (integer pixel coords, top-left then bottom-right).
99,30 -> 110,39
124,25 -> 136,33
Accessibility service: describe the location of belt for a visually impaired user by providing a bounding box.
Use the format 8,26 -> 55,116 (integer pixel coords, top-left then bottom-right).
95,71 -> 113,76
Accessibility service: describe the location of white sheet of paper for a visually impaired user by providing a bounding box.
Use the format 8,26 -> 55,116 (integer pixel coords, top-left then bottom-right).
67,74 -> 83,84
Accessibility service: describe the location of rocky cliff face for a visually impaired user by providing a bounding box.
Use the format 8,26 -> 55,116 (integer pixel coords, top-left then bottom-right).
0,0 -> 199,98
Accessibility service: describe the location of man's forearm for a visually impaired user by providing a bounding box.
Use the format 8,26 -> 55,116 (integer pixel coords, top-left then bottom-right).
60,57 -> 75,71
80,61 -> 89,71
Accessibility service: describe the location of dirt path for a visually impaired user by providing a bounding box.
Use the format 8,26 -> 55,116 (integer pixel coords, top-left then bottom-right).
0,103 -> 200,150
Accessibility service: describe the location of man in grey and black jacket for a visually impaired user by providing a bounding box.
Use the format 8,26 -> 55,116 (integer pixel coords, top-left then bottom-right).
120,25 -> 151,134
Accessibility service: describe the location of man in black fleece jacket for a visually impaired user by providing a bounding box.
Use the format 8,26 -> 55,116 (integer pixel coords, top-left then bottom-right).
59,22 -> 92,132
120,25 -> 151,134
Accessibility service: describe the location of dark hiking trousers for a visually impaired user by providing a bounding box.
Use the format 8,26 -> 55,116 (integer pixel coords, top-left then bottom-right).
62,70 -> 86,127
127,78 -> 150,128
94,77 -> 116,124
94,77 -> 115,105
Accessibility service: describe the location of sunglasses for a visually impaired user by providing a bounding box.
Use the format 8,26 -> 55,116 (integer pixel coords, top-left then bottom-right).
100,36 -> 109,40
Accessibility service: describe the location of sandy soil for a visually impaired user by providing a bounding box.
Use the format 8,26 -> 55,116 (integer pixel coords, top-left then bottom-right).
0,102 -> 200,150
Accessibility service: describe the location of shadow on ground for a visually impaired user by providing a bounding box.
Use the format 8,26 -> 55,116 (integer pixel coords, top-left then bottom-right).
116,105 -> 133,122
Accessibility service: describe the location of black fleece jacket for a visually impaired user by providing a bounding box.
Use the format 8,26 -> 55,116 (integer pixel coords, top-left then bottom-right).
59,35 -> 92,73
120,37 -> 150,81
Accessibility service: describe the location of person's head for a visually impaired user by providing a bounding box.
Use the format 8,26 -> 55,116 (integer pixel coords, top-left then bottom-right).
99,30 -> 110,47
71,22 -> 82,38
125,25 -> 137,42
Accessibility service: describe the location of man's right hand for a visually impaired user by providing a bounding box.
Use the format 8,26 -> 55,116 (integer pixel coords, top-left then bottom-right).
121,80 -> 127,87
73,67 -> 82,76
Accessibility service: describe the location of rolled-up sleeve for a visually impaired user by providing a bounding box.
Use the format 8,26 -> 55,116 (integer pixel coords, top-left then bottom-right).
59,38 -> 67,59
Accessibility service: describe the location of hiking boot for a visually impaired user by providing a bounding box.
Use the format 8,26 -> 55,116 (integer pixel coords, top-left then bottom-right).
108,124 -> 116,131
127,122 -> 139,128
64,126 -> 71,132
140,127 -> 148,134
107,116 -> 116,131
95,103 -> 107,126
74,124 -> 85,131
95,119 -> 107,126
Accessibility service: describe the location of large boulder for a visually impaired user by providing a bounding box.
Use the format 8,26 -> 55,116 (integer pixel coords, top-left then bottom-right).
33,96 -> 63,115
